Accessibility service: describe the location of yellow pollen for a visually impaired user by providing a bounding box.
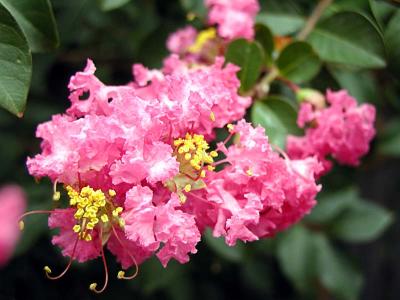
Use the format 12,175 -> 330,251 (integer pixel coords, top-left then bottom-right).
184,184 -> 192,193
200,170 -> 206,178
227,124 -> 234,132
118,218 -> 125,228
89,283 -> 97,291
101,214 -> 109,223
19,221 -> 25,231
44,266 -> 52,274
117,271 -> 125,279
52,191 -> 61,201
207,165 -> 215,171
179,194 -> 187,204
184,153 -> 192,160
210,111 -> 216,122
246,169 -> 253,176
210,151 -> 218,158
73,224 -> 81,233
66,185 -> 124,241
188,28 -> 217,53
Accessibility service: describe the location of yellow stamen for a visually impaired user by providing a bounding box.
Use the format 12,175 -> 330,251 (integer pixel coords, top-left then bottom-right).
227,124 -> 234,132
184,184 -> 192,193
188,28 -> 217,53
19,220 -> 25,231
246,169 -> 253,176
101,214 -> 109,223
73,224 -> 81,233
89,283 -> 97,291
210,111 -> 216,122
44,266 -> 52,274
117,271 -> 125,279
108,189 -> 116,197
52,191 -> 61,201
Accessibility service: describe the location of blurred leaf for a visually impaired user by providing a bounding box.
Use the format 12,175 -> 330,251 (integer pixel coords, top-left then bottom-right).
225,39 -> 264,91
0,3 -> 32,116
315,234 -> 363,300
329,66 -> 378,103
251,96 -> 301,148
98,0 -> 131,11
255,24 -> 274,63
331,199 -> 394,242
306,188 -> 358,224
385,10 -> 400,71
203,229 -> 244,263
369,0 -> 397,30
378,119 -> 400,156
277,225 -> 317,293
277,41 -> 321,83
0,0 -> 59,52
307,12 -> 386,68
179,0 -> 207,17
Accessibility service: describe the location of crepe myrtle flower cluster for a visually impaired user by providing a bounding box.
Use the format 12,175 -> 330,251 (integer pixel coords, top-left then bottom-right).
18,0 -> 377,293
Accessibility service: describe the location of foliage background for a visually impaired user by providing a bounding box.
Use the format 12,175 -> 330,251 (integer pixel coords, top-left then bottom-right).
0,0 -> 399,299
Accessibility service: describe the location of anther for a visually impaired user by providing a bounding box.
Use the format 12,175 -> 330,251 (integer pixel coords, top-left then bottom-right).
44,266 -> 52,274
184,184 -> 192,193
19,220 -> 25,231
52,191 -> 61,201
108,189 -> 116,197
210,111 -> 216,122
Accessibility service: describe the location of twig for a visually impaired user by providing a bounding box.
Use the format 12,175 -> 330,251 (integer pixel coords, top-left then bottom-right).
297,0 -> 334,41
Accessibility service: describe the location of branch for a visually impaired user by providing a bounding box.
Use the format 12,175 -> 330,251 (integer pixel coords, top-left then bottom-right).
297,0 -> 334,41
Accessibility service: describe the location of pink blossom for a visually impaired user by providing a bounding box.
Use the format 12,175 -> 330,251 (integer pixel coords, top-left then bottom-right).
0,185 -> 26,266
205,0 -> 260,40
123,186 -> 201,267
196,120 -> 321,246
49,209 -> 102,263
166,26 -> 198,54
287,89 -> 376,175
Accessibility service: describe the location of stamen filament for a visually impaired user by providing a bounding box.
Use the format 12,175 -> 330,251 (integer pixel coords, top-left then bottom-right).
89,228 -> 109,294
45,233 -> 79,280
111,224 -> 139,280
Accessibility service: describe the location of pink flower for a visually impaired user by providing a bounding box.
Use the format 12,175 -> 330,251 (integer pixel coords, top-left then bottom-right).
49,208 -> 102,263
166,26 -> 198,54
0,185 -> 26,266
123,185 -> 201,267
193,120 -> 321,246
287,89 -> 376,175
205,0 -> 260,40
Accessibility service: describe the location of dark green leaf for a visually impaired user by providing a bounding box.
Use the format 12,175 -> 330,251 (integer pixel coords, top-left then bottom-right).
277,41 -> 321,83
255,24 -> 274,63
251,96 -> 301,148
203,229 -> 244,263
331,199 -> 394,242
225,39 -> 264,91
378,119 -> 400,157
306,188 -> 358,224
98,0 -> 131,11
329,65 -> 378,103
315,235 -> 363,300
0,3 -> 32,116
0,0 -> 59,52
385,10 -> 400,71
307,12 -> 386,68
277,225 -> 317,293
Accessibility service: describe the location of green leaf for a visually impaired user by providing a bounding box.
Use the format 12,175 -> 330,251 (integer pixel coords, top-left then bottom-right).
251,96 -> 301,148
385,10 -> 400,71
306,188 -> 358,224
331,199 -> 394,242
378,119 -> 400,157
329,65 -> 378,103
256,13 -> 304,36
307,11 -> 386,68
0,0 -> 59,52
277,41 -> 321,83
225,39 -> 264,91
277,225 -> 317,293
315,234 -> 363,300
203,229 -> 244,263
0,3 -> 32,116
98,0 -> 131,11
255,24 -> 274,63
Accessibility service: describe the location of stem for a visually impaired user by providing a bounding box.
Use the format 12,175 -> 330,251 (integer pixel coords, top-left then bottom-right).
297,0 -> 334,41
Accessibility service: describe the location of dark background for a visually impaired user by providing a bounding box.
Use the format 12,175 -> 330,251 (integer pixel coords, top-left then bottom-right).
0,0 -> 399,299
